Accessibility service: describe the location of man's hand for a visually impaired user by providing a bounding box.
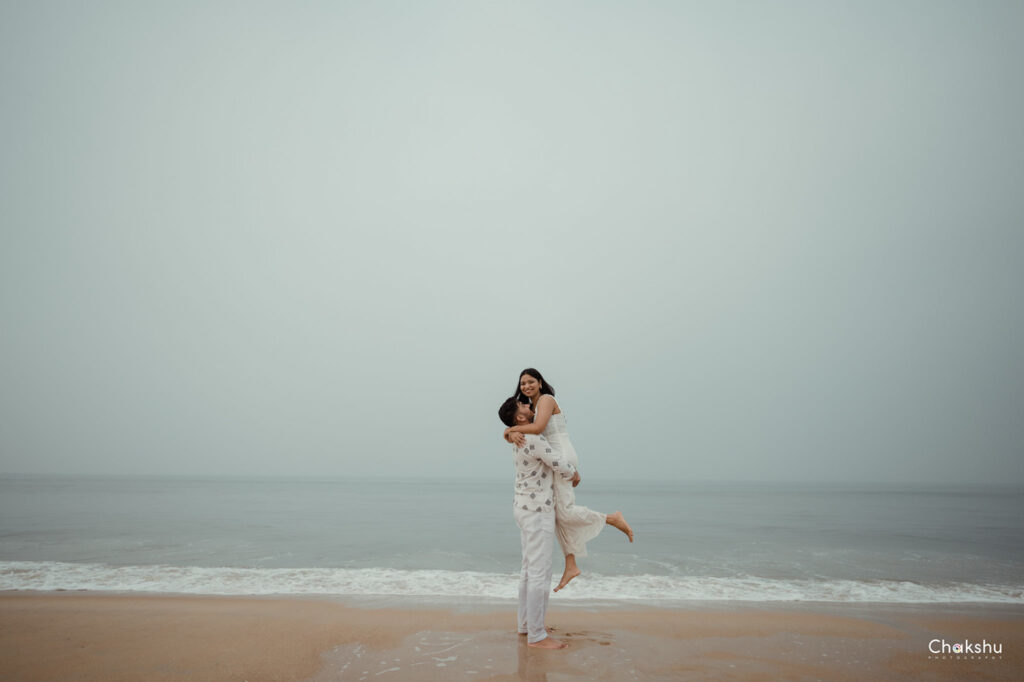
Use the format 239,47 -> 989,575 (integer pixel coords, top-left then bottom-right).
571,471 -> 581,487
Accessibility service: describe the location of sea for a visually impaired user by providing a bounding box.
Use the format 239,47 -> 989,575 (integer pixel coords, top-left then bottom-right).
1,475 -> 1022,607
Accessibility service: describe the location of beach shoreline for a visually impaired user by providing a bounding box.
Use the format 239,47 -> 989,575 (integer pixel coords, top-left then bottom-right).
1,591 -> 1021,680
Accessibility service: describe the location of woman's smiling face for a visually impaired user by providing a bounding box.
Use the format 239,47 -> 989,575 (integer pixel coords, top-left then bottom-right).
519,374 -> 541,399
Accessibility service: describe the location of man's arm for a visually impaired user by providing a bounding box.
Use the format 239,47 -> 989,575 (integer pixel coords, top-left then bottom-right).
521,434 -> 576,482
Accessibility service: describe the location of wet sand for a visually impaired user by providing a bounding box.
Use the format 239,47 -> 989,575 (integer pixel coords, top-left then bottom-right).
1,592 -> 1021,680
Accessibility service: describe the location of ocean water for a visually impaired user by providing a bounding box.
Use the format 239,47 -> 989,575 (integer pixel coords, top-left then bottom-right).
1,475 -> 1022,606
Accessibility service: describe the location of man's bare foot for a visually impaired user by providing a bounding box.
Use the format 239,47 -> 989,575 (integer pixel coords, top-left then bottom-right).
528,637 -> 568,649
519,627 -> 554,636
553,566 -> 581,592
607,511 -> 634,542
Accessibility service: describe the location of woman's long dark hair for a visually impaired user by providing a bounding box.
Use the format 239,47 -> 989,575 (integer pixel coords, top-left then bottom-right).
514,367 -> 555,405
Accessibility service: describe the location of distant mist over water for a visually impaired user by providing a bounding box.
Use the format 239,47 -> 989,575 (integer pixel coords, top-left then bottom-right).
2,475 -> 1021,605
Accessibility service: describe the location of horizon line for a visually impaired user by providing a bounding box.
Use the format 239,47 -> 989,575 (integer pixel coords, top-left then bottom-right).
1,472 -> 1021,488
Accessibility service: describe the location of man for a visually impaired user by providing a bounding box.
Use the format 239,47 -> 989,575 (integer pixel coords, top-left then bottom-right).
498,396 -> 579,649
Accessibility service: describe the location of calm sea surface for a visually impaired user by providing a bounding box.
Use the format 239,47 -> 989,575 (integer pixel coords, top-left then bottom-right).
1,475 -> 1021,605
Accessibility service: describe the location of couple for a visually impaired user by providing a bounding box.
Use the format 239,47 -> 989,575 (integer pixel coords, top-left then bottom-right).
498,368 -> 634,650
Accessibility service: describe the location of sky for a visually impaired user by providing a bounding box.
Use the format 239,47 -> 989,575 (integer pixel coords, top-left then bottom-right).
1,1 -> 1021,484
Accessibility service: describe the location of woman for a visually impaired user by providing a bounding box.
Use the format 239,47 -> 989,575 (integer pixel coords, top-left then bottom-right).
501,368 -> 634,592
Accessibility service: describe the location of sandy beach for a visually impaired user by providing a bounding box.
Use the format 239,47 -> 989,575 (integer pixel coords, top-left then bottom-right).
0,593 -> 1021,681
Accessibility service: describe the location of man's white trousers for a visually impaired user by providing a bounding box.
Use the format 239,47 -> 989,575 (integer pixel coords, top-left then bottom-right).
515,507 -> 554,644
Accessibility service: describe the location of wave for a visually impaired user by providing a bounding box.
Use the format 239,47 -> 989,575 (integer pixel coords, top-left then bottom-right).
1,561 -> 1021,604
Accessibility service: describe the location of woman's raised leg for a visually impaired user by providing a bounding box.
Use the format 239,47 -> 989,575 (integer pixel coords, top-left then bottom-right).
606,511 -> 634,542
554,553 -> 581,593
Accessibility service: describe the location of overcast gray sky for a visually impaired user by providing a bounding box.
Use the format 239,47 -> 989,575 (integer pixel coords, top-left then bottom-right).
1,1 -> 1021,484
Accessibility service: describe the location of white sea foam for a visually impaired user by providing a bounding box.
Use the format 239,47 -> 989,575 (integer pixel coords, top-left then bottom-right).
1,561 -> 1022,604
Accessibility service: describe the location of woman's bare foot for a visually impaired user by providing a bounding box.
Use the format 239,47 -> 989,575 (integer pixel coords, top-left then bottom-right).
528,637 -> 568,649
606,511 -> 634,542
553,566 -> 581,592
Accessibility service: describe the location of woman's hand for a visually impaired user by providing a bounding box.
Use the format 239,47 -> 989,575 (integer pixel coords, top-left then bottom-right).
503,428 -> 526,447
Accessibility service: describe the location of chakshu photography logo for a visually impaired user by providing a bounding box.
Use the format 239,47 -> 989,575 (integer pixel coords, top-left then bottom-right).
928,637 -> 1003,661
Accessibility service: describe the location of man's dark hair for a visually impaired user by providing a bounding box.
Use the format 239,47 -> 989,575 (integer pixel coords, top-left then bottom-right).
498,396 -> 520,427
